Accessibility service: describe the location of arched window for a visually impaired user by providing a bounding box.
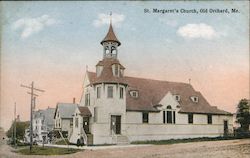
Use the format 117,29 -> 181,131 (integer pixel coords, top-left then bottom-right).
167,105 -> 172,109
111,46 -> 116,54
105,46 -> 109,55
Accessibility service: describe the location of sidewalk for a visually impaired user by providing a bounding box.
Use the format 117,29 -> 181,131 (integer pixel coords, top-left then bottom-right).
38,143 -> 152,150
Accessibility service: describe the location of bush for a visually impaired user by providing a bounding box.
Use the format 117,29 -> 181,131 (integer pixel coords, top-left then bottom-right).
235,128 -> 250,138
6,121 -> 29,140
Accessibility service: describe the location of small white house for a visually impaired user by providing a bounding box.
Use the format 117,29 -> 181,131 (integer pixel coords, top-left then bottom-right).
69,23 -> 233,145
54,103 -> 77,138
69,106 -> 92,145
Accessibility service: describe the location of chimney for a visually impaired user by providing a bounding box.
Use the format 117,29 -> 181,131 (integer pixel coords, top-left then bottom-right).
73,98 -> 76,104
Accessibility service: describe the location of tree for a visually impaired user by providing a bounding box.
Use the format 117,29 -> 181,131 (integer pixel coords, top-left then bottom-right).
236,99 -> 250,132
6,121 -> 29,140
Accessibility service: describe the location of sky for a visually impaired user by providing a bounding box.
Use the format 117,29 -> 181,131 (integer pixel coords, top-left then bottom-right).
0,1 -> 249,131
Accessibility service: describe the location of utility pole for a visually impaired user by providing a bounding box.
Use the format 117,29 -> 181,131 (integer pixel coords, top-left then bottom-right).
21,82 -> 44,152
14,102 -> 16,148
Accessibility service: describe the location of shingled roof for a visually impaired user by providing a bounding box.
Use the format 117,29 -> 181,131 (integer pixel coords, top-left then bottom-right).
54,103 -> 78,119
91,58 -> 127,85
101,24 -> 121,46
78,106 -> 92,117
86,71 -> 231,115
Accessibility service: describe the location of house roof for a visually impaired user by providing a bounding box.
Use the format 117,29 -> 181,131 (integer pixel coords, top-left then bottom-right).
87,71 -> 231,115
100,24 -> 121,46
54,103 -> 78,119
44,108 -> 56,126
34,108 -> 55,126
78,106 -> 92,117
89,58 -> 127,85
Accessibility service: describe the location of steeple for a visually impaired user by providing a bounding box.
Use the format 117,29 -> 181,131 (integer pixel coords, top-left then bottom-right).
101,12 -> 121,59
101,24 -> 121,46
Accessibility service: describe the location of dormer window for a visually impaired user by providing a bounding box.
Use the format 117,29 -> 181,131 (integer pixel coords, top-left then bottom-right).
120,68 -> 124,76
115,64 -> 119,76
112,64 -> 120,77
191,96 -> 199,103
96,65 -> 103,77
174,95 -> 181,101
130,90 -> 139,98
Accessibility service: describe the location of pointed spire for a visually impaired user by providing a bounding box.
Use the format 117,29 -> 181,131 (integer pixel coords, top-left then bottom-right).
100,13 -> 121,46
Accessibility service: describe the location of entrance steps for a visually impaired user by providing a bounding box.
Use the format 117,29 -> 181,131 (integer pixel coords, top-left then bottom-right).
116,135 -> 129,145
87,134 -> 93,145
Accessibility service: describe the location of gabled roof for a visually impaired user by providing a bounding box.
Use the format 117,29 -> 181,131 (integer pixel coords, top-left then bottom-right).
54,103 -> 78,119
101,24 -> 121,46
44,108 -> 56,126
78,106 -> 92,117
34,108 -> 55,126
87,71 -> 231,115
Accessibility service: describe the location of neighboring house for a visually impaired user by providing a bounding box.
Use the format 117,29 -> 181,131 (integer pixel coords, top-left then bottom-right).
54,103 -> 77,138
24,107 -> 55,143
70,23 -> 233,145
69,106 -> 92,145
33,107 -> 55,143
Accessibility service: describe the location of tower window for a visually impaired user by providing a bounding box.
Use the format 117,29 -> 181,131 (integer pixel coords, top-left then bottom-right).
120,87 -> 124,99
107,86 -> 113,98
111,46 -> 116,56
97,87 -> 101,99
105,46 -> 109,55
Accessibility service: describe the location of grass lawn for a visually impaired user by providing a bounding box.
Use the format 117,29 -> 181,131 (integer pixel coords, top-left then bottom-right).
131,136 -> 242,145
17,146 -> 81,155
55,139 -> 70,145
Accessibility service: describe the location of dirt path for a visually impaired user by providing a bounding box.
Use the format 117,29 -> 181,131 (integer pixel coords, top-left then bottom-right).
0,139 -> 249,158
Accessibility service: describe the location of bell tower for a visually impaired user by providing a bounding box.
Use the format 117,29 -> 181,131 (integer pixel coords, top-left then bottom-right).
100,13 -> 121,59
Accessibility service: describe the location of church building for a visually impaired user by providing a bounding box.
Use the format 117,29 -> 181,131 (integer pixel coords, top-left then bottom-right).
69,20 -> 233,145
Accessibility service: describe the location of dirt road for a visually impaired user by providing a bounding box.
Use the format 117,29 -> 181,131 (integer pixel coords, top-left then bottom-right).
0,139 -> 249,158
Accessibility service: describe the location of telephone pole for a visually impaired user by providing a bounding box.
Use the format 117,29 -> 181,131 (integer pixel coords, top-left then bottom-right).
21,81 -> 44,152
14,102 -> 16,148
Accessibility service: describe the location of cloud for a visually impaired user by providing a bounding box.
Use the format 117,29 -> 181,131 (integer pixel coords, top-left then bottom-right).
93,13 -> 125,27
177,23 -> 219,40
12,15 -> 57,39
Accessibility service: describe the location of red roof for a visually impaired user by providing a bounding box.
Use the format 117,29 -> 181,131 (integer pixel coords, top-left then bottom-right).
78,106 -> 92,117
92,58 -> 127,85
101,24 -> 121,46
86,71 -> 231,115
